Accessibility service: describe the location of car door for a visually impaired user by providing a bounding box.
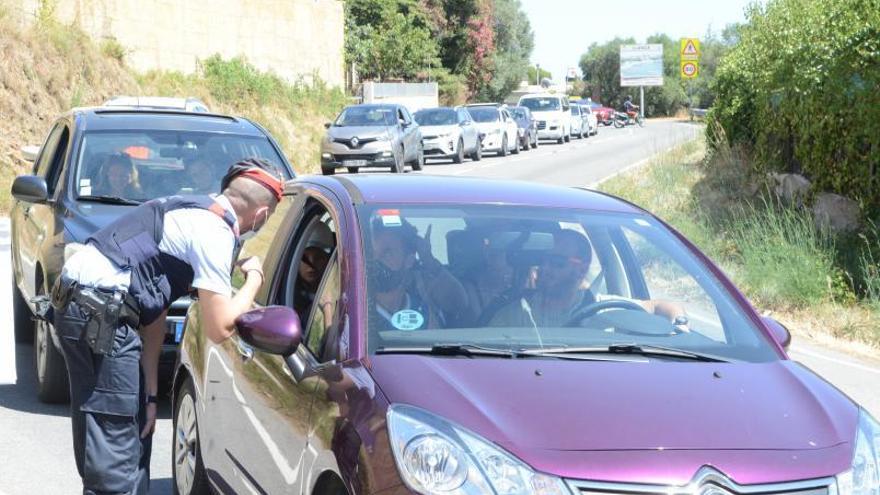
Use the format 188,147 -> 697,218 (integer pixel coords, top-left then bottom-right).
197,194 -> 319,493
502,109 -> 517,143
14,120 -> 70,299
458,108 -> 478,151
400,107 -> 419,160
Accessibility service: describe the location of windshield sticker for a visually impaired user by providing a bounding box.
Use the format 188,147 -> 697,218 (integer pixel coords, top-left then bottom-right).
79,179 -> 90,187
80,185 -> 92,196
379,209 -> 402,227
391,309 -> 425,331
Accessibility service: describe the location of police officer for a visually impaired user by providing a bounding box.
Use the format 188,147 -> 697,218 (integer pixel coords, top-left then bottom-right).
51,157 -> 284,494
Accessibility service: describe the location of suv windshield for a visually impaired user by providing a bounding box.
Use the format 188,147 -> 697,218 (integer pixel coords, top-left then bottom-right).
359,205 -> 778,362
414,109 -> 457,126
468,107 -> 500,123
73,130 -> 287,202
335,106 -> 397,127
511,108 -> 528,119
520,98 -> 561,112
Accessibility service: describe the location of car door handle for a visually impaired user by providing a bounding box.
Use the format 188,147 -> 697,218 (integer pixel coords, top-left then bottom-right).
235,337 -> 254,362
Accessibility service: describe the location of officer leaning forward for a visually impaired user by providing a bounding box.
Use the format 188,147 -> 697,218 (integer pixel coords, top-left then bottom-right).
50,157 -> 284,494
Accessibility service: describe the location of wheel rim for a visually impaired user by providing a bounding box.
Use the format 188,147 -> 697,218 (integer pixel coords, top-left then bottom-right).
35,320 -> 48,383
175,393 -> 198,494
457,141 -> 463,162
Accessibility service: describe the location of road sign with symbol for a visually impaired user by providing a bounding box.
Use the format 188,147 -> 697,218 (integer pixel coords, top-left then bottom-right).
681,61 -> 699,78
681,38 -> 700,60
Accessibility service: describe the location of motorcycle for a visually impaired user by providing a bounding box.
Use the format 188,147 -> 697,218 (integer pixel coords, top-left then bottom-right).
613,111 -> 644,128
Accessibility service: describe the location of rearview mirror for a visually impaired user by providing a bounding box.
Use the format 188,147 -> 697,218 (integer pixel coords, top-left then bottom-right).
21,145 -> 40,163
235,306 -> 302,356
11,175 -> 49,204
761,316 -> 791,350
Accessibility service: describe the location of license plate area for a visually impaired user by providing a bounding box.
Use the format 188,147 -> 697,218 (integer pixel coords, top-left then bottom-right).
343,159 -> 367,167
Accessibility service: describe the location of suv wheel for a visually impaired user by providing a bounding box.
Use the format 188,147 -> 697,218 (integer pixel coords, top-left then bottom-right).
471,142 -> 482,161
452,139 -> 464,164
34,284 -> 69,404
411,148 -> 424,171
12,275 -> 34,343
174,378 -> 210,495
500,135 -> 509,157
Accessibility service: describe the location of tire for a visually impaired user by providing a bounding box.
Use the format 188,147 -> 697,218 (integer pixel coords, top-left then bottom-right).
521,137 -> 529,151
531,136 -> 538,149
557,136 -> 564,144
564,131 -> 571,143
613,118 -> 624,129
392,147 -> 404,173
346,167 -> 359,174
34,284 -> 69,404
321,165 -> 336,176
12,274 -> 34,343
411,149 -> 424,171
173,378 -> 211,495
511,135 -> 520,154
452,139 -> 464,164
500,135 -> 509,157
470,142 -> 482,161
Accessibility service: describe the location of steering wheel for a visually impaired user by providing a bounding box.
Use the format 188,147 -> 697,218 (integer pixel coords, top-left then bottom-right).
565,299 -> 647,327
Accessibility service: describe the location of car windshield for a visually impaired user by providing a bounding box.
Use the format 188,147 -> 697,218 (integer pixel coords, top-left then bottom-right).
511,109 -> 527,119
520,97 -> 561,111
359,205 -> 779,362
468,107 -> 500,123
571,107 -> 580,115
73,130 -> 288,202
414,109 -> 457,126
335,107 -> 397,127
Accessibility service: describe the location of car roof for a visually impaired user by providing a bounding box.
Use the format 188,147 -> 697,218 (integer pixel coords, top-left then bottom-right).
345,104 -> 401,110
301,174 -> 643,214
69,107 -> 265,135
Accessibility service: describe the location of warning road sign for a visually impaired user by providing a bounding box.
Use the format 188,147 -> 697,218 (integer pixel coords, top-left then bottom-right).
681,38 -> 700,61
681,61 -> 699,78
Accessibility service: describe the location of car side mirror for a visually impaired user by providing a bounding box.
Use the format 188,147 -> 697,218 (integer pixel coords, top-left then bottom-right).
324,122 -> 332,129
12,175 -> 49,204
761,316 -> 791,350
235,306 -> 302,356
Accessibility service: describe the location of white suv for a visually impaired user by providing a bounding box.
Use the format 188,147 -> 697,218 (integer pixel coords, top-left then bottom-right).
517,93 -> 571,144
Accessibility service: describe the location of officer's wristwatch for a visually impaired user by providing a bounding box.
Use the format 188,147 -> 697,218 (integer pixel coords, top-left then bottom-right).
145,394 -> 158,405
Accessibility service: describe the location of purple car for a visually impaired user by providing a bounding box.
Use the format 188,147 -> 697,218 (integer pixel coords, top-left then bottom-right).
173,175 -> 880,495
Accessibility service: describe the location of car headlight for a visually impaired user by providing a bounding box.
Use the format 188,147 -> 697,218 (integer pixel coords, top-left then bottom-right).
837,410 -> 880,495
388,404 -> 568,495
321,152 -> 331,160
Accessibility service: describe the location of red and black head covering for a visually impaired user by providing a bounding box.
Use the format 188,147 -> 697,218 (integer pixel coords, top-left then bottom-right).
221,157 -> 284,202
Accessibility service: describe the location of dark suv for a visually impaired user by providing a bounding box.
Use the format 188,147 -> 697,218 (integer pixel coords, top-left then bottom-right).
10,107 -> 295,403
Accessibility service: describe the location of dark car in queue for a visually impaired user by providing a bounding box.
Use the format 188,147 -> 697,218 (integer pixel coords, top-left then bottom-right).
510,106 -> 538,151
173,174 -> 879,495
10,107 -> 295,403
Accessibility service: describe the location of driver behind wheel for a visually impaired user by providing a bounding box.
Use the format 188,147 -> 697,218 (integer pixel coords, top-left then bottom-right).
489,229 -> 684,328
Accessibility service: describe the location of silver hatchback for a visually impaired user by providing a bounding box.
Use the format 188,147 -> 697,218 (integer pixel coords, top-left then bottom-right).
321,104 -> 424,175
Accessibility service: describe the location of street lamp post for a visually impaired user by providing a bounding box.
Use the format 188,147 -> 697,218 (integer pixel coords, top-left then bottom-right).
535,64 -> 540,86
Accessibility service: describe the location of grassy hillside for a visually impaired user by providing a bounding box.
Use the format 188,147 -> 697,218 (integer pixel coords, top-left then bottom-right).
0,6 -> 346,213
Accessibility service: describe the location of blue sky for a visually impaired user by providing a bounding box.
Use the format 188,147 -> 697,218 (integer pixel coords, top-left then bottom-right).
519,0 -> 758,79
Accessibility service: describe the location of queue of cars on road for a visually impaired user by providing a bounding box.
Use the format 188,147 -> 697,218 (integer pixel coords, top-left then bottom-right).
12,96 -> 880,495
318,93 -> 616,174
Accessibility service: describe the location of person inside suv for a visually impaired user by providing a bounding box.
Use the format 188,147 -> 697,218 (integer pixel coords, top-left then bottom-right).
182,158 -> 218,195
94,153 -> 142,198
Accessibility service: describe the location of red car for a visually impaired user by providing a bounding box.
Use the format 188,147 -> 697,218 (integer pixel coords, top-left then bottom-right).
590,102 -> 615,125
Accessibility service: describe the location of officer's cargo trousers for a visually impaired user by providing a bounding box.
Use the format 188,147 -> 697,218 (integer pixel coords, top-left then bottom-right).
55,300 -> 152,494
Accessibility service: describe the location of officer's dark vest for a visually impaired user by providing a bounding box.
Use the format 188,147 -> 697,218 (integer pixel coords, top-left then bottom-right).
88,196 -> 237,326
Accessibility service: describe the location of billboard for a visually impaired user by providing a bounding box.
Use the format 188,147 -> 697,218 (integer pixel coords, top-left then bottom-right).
620,44 -> 664,87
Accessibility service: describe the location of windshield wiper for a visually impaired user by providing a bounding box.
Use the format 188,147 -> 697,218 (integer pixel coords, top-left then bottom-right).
520,344 -> 729,362
375,344 -> 517,358
78,195 -> 142,206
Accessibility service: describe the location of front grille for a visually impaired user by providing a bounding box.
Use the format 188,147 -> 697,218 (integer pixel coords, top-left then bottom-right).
567,472 -> 834,495
333,153 -> 379,161
332,137 -> 378,149
537,120 -> 547,130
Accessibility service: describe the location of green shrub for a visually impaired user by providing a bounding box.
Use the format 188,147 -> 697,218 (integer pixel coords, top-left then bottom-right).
201,55 -> 284,104
709,0 -> 880,216
100,38 -> 126,63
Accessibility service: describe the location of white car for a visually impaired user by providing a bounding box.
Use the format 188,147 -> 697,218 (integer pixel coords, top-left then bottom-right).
518,93 -> 571,144
466,104 -> 519,157
581,104 -> 599,136
570,104 -> 588,139
414,106 -> 482,163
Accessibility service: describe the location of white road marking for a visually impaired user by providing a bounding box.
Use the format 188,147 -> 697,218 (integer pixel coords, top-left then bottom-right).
791,346 -> 880,375
0,218 -> 16,385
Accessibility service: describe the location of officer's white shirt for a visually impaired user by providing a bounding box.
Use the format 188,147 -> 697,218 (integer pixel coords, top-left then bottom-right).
62,195 -> 239,297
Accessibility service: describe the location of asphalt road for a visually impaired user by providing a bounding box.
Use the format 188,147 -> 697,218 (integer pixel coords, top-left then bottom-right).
0,120 -> 878,494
